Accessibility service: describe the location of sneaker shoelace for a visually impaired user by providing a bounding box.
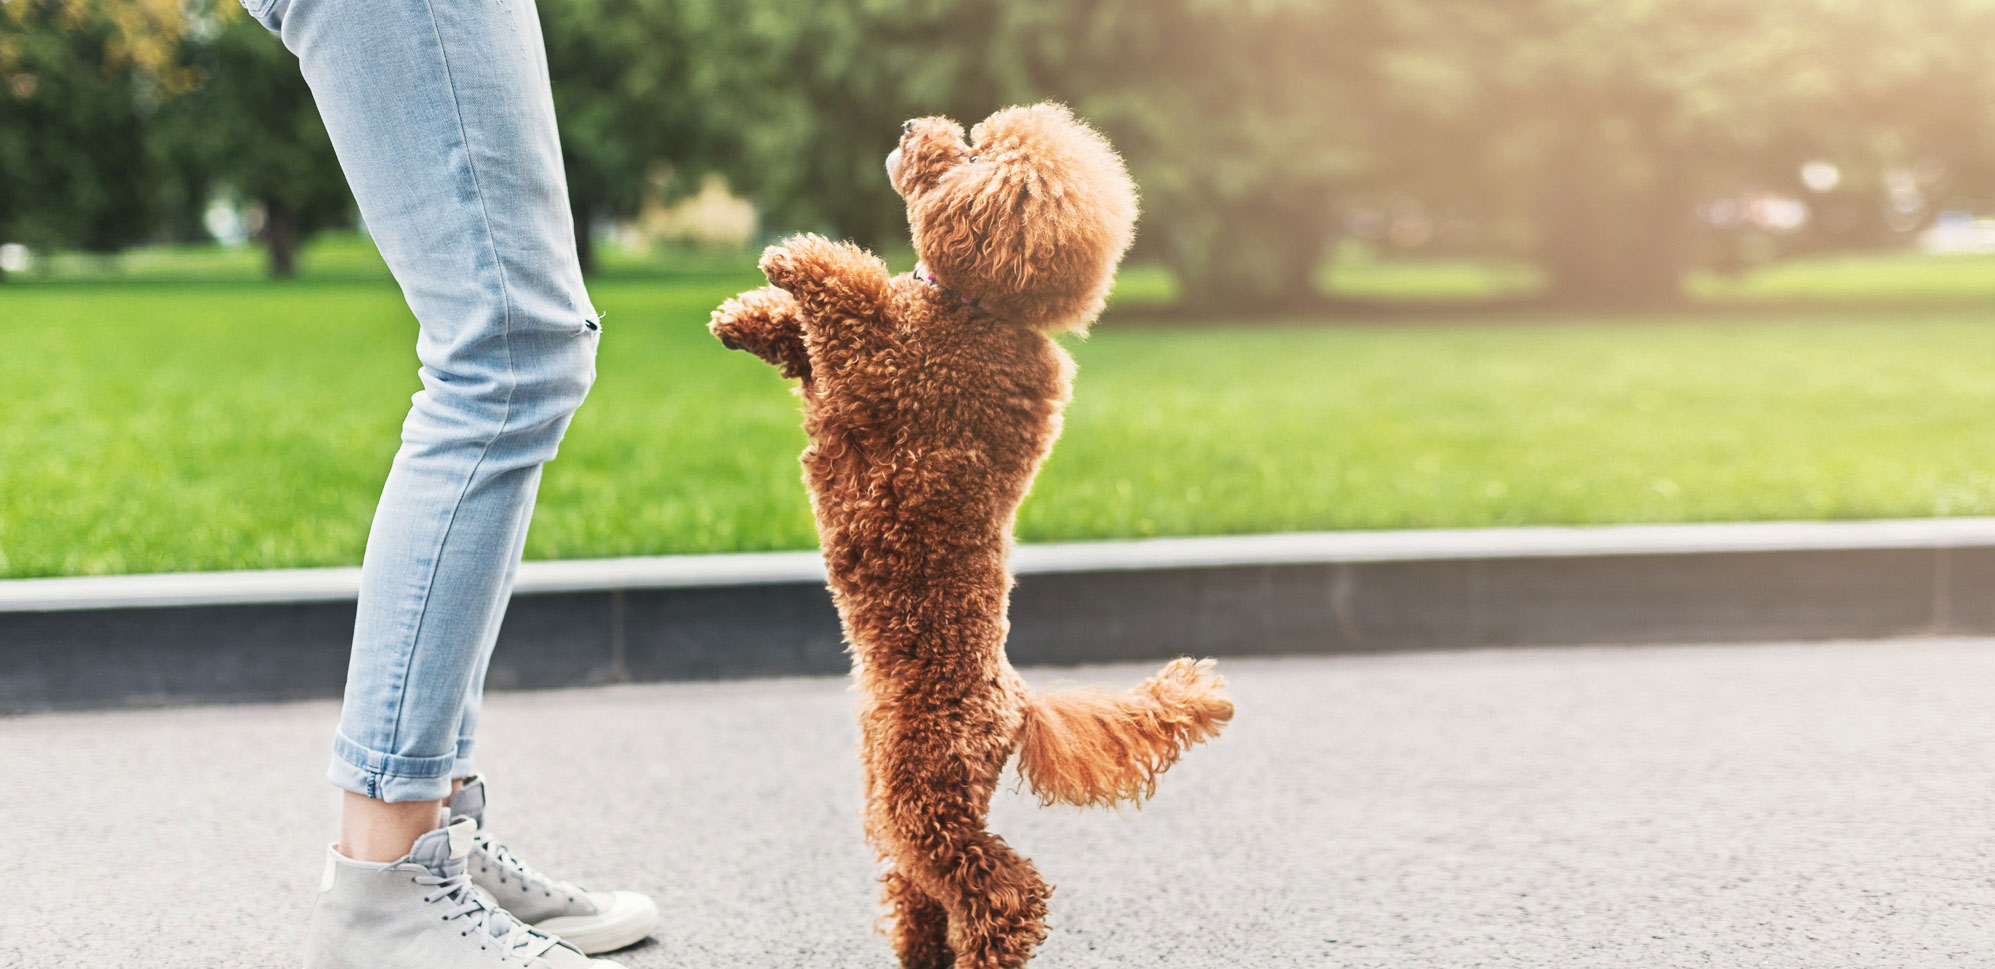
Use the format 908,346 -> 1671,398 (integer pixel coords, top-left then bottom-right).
476,833 -> 586,905
414,864 -> 547,966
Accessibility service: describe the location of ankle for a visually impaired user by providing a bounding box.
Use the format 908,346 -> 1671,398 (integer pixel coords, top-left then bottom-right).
339,790 -> 445,863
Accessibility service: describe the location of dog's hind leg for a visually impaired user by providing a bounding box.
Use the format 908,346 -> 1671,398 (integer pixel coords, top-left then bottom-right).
880,866 -> 952,969
874,746 -> 1051,969
864,720 -> 955,968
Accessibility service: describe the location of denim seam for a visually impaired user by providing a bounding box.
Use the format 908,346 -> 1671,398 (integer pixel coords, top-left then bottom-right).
333,733 -> 456,801
329,754 -> 455,803
346,767 -> 456,782
334,729 -> 458,779
383,0 -> 523,755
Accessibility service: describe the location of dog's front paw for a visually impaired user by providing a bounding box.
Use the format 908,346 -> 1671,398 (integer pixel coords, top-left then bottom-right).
757,235 -> 826,293
708,300 -> 752,351
709,286 -> 811,379
760,234 -> 890,311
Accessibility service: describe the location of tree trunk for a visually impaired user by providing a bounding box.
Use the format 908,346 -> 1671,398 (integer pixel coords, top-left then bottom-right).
1536,127 -> 1690,307
264,200 -> 300,279
1167,187 -> 1333,315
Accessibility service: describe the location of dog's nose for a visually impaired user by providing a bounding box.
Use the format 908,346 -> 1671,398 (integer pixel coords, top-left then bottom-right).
903,119 -> 916,134
720,335 -> 743,351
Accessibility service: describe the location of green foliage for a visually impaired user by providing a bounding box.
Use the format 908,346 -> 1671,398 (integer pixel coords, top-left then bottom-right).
990,0 -> 1386,310
691,0 -> 1385,308
688,0 -> 1017,248
15,0 -> 1995,305
1384,0 -> 1995,301
0,0 -> 165,257
0,0 -> 348,276
539,0 -> 720,270
683,0 -> 1995,307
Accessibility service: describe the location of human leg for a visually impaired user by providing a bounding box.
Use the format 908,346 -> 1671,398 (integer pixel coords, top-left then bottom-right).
241,0 -> 599,811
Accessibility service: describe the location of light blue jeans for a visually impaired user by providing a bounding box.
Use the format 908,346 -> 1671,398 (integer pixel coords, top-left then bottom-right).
244,0 -> 600,802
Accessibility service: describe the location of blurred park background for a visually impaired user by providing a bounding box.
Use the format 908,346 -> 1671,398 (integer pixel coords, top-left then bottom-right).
12,0 -> 1995,580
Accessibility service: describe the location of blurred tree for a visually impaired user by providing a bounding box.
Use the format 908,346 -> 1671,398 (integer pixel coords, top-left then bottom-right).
691,0 -> 1011,252
1770,3 -> 1995,256
0,0 -> 173,273
1389,0 -> 1995,304
13,0 -> 1995,308
694,0 -> 1388,311
988,0 -> 1389,313
540,0 -> 721,274
160,4 -> 351,278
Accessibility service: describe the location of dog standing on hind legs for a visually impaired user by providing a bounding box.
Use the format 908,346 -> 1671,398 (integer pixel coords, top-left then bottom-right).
709,103 -> 1234,969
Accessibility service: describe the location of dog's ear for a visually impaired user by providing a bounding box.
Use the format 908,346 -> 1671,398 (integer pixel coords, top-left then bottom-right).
909,103 -> 1138,334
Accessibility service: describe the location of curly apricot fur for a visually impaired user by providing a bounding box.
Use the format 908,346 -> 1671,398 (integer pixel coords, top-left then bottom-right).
708,103 -> 1231,969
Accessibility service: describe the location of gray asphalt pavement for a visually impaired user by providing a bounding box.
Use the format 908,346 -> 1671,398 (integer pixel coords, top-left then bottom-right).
6,640 -> 1995,968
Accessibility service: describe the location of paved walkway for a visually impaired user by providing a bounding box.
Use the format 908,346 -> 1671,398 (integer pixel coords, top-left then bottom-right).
6,640 -> 1995,968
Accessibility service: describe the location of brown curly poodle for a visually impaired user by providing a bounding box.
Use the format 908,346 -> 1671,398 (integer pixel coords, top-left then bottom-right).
708,102 -> 1233,969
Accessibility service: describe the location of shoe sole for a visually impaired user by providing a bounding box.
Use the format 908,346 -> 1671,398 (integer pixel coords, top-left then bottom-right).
535,893 -> 660,954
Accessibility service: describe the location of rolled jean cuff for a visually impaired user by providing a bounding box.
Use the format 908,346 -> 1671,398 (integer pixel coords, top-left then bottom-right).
451,736 -> 477,781
329,731 -> 457,802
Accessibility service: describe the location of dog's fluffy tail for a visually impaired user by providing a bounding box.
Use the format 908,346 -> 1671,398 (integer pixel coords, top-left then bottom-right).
1015,657 -> 1233,808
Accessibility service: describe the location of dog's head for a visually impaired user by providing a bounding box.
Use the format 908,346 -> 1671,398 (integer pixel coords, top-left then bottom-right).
888,103 -> 1137,334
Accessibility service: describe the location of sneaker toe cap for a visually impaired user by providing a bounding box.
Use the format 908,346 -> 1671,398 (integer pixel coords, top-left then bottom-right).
540,890 -> 659,955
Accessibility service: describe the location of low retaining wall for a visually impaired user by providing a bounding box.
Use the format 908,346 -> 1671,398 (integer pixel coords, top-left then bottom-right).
5,519 -> 1994,712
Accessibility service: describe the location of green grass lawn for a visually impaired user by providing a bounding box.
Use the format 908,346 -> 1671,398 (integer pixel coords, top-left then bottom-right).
11,240 -> 1995,579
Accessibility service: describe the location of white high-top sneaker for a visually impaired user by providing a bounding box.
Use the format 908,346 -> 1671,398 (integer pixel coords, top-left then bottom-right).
303,817 -> 622,969
449,777 -> 660,954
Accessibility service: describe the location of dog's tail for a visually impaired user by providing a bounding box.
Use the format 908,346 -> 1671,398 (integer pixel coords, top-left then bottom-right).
1015,657 -> 1233,808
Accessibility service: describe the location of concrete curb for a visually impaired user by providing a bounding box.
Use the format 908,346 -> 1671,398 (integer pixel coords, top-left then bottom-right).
5,519 -> 1993,712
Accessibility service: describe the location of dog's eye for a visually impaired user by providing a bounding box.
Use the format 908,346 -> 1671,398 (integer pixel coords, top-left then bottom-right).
967,153 -> 979,163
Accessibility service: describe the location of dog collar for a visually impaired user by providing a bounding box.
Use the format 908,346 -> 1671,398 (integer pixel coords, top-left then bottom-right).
916,263 -> 992,316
